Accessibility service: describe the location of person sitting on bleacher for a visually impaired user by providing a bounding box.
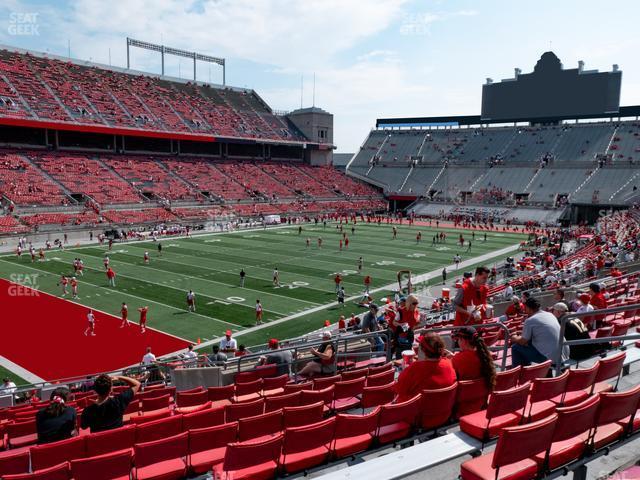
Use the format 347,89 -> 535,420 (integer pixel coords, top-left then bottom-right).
298,330 -> 336,378
394,332 -> 456,402
36,387 -> 76,444
550,302 -> 595,360
510,297 -> 569,367
446,327 -> 496,389
80,374 -> 141,433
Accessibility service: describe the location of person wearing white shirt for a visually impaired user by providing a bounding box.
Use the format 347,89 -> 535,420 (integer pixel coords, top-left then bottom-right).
1,378 -> 17,395
503,284 -> 514,300
182,345 -> 198,367
142,347 -> 156,365
219,330 -> 238,354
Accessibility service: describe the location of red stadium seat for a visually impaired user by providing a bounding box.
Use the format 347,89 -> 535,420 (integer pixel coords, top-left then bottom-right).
592,352 -> 626,393
213,434 -> 283,480
591,385 -> 640,450
238,409 -> 283,442
174,400 -> 212,415
233,379 -> 263,403
283,401 -> 324,429
207,385 -> 234,405
552,363 -> 598,407
455,379 -> 488,418
461,414 -> 558,480
6,420 -> 37,449
135,415 -> 183,444
176,390 -> 208,408
225,399 -> 264,423
518,360 -> 552,385
2,462 -> 70,480
331,408 -> 380,458
365,368 -> 395,387
331,377 -> 366,411
134,431 -> 189,480
188,422 -> 238,475
360,382 -> 396,410
299,385 -> 334,410
0,450 -> 30,477
30,436 -> 87,471
262,375 -> 290,397
182,406 -> 225,431
340,368 -> 368,382
281,418 -> 335,474
85,425 -> 136,457
419,383 -> 458,430
494,366 -> 521,391
460,383 -> 530,442
70,449 -> 133,480
129,408 -> 172,425
264,391 -> 301,412
283,382 -> 312,394
367,363 -> 393,376
312,375 -> 341,390
141,394 -> 172,413
376,394 -> 420,445
525,370 -> 569,422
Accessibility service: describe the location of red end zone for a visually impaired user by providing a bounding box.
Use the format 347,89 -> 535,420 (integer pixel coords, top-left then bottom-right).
0,279 -> 190,382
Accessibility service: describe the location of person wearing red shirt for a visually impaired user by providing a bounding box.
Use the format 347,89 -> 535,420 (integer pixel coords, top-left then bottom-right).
447,327 -> 496,389
138,306 -> 149,333
120,302 -> 129,328
394,332 -> 456,403
452,267 -> 489,327
106,267 -> 116,287
589,282 -> 608,327
504,296 -> 524,319
610,267 -> 622,278
397,294 -> 420,329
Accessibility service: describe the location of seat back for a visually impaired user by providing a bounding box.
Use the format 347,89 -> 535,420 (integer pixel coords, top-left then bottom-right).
134,431 -> 189,469
176,390 -> 209,408
283,382 -> 312,394
207,385 -> 235,402
312,374 -> 341,390
283,401 -> 324,428
334,408 -> 380,442
262,374 -> 290,392
420,383 -> 458,429
282,417 -> 336,455
455,379 -> 488,417
0,451 -> 30,477
518,360 -> 552,385
70,450 -> 133,480
6,419 -> 36,439
340,368 -> 368,382
566,363 -> 599,392
188,422 -> 238,455
182,406 -> 225,431
129,408 -> 171,425
365,369 -> 395,387
595,384 -> 640,428
2,461 -> 70,480
552,396 -> 600,443
265,392 -> 301,412
368,363 -> 393,376
30,436 -> 87,471
135,414 -> 183,444
361,383 -> 396,409
238,409 -> 283,442
234,379 -> 263,398
491,414 -> 558,471
594,352 -> 626,386
487,383 -> 530,420
333,377 -> 366,400
221,434 -> 283,473
141,394 -> 171,412
86,425 -> 136,457
529,370 -> 569,404
300,385 -> 335,406
494,366 -> 521,391
225,398 -> 264,423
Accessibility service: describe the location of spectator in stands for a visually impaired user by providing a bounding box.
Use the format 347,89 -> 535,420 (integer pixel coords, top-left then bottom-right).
397,294 -> 421,329
453,267 -> 489,327
235,345 -> 248,357
141,347 -> 156,366
1,377 -> 16,394
181,344 -> 198,367
208,345 -> 227,366
36,387 -> 77,444
510,297 -> 569,367
393,323 -> 415,360
550,303 -> 594,360
362,304 -> 383,352
589,282 -> 608,327
298,330 -> 336,378
80,374 -> 141,433
220,330 -> 237,354
446,327 -> 496,389
394,332 -> 456,403
258,338 -> 293,376
504,296 -> 525,319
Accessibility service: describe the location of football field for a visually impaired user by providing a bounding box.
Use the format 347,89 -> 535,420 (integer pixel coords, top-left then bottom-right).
0,221 -> 525,381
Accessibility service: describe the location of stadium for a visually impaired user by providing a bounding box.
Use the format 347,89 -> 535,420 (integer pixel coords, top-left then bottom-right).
0,2 -> 640,479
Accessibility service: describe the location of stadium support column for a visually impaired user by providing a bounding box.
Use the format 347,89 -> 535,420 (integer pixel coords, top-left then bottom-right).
193,52 -> 196,81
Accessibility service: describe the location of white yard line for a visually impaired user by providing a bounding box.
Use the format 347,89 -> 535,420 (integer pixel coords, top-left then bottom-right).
0,355 -> 45,385
187,242 -> 523,353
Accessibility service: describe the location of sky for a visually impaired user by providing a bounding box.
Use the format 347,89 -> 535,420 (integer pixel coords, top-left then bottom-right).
1,0 -> 639,152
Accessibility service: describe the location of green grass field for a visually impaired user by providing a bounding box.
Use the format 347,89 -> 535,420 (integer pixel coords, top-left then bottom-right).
0,222 -> 525,354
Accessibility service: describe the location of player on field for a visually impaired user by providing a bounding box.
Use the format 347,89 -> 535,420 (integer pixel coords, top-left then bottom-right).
58,275 -> 68,296
186,290 -> 196,312
339,239 -> 343,251
318,237 -> 323,248
106,267 -> 116,287
344,236 -> 349,249
467,241 -> 472,252
120,302 -> 129,328
364,275 -> 372,295
255,299 -> 263,325
157,243 -> 162,256
16,245 -> 21,257
103,255 -> 110,269
144,251 -> 150,264
334,273 -> 342,293
392,226 -> 397,239
138,306 -> 149,333
357,256 -> 363,273
38,249 -> 45,261
240,268 -> 246,287
71,277 -> 79,299
298,225 -> 302,235
337,286 -> 345,307
84,309 -> 96,336
416,231 -> 422,243
45,240 -> 51,250
454,254 -> 461,270
272,267 -> 280,287
30,246 -> 36,263
306,237 -> 310,248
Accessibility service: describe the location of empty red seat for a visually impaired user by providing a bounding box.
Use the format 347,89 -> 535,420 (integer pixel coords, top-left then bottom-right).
299,385 -> 334,410
207,385 -> 234,405
0,450 -> 30,477
2,462 -> 70,480
283,401 -> 324,429
6,420 -> 37,449
591,384 -> 640,450
340,368 -> 368,381
174,400 -> 212,415
225,399 -> 264,423
365,368 -> 395,387
592,352 -> 626,393
135,415 -> 183,444
494,366 -> 521,391
283,382 -> 312,394
552,363 -> 598,407
213,434 -> 283,480
264,391 -> 301,412
30,436 -> 86,471
70,449 -> 133,480
129,408 -> 172,425
312,375 -> 341,390
518,360 -> 551,385
134,431 -> 189,480
85,425 -> 136,457
376,394 -> 420,444
188,422 -> 238,475
141,394 -> 172,413
176,390 -> 208,408
367,363 -> 393,376
361,382 -> 396,410
331,408 -> 380,458
238,409 -> 283,442
331,377 -> 366,411
262,375 -> 290,396
455,379 -> 489,418
281,418 -> 335,474
460,414 -> 558,480
420,383 -> 458,430
525,370 -> 569,422
182,406 -> 225,431
460,383 -> 530,442
233,379 -> 263,403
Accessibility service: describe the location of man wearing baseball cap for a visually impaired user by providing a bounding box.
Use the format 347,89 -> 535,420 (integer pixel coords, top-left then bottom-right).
258,338 -> 293,376
219,330 -> 237,354
550,302 -> 595,360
